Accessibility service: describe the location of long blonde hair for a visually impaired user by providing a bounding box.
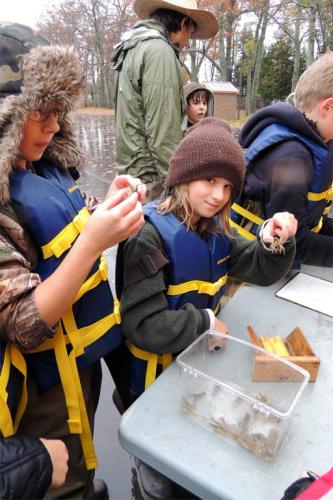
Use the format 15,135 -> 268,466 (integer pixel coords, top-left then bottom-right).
157,184 -> 233,237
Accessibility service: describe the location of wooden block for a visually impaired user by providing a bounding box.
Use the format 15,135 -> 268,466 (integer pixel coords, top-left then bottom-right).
248,325 -> 320,382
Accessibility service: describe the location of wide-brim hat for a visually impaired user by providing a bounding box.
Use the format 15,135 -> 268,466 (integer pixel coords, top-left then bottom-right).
134,0 -> 218,39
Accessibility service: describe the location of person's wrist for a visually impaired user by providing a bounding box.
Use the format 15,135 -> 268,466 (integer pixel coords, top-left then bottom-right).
76,229 -> 102,262
260,219 -> 274,252
205,308 -> 216,330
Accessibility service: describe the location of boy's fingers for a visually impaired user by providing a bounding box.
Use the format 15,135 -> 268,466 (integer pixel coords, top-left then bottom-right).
123,203 -> 145,227
101,188 -> 131,210
113,175 -> 135,190
114,194 -> 141,219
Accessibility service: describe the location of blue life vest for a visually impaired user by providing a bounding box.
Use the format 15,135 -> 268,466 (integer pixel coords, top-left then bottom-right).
230,124 -> 333,239
9,161 -> 122,469
127,202 -> 231,400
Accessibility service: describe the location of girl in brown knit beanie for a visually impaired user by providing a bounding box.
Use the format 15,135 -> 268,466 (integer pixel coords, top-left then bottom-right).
115,116 -> 298,498
117,117 -> 298,407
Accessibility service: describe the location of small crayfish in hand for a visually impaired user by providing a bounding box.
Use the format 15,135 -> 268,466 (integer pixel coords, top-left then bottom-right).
270,236 -> 285,255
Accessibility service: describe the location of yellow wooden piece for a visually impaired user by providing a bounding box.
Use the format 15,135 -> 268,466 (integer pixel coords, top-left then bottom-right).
260,336 -> 274,353
272,336 -> 289,356
260,336 -> 289,356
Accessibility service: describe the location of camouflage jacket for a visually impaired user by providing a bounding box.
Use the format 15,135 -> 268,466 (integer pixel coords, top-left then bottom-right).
0,193 -> 97,351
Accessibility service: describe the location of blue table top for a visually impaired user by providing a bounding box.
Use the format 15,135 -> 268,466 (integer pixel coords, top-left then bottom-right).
119,266 -> 333,500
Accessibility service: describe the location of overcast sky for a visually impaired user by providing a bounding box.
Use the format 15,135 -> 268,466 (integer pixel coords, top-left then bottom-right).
1,0 -> 57,28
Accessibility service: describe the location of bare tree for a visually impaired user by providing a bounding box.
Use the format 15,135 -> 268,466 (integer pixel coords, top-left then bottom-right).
38,0 -> 134,107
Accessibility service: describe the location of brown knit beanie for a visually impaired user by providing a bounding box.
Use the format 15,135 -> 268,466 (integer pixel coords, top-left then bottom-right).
166,117 -> 245,202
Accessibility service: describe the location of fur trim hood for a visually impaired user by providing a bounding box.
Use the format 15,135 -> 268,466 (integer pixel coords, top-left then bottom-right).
0,45 -> 85,204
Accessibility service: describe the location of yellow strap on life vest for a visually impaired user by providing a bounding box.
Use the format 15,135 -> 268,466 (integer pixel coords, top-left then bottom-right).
30,318 -> 103,470
167,274 -> 228,297
232,214 -> 324,237
29,299 -> 121,356
0,346 -> 14,436
73,256 -> 108,304
68,349 -> 98,470
145,353 -> 158,390
231,203 -> 265,225
41,207 -> 90,259
0,394 -> 13,437
10,346 -> 27,433
57,298 -> 121,471
68,185 -> 79,193
62,309 -> 121,355
0,345 -> 28,437
126,342 -> 172,390
229,220 -> 257,240
324,206 -> 332,215
53,324 -> 82,434
31,227 -> 114,469
53,324 -> 97,470
311,217 -> 323,233
308,186 -> 333,202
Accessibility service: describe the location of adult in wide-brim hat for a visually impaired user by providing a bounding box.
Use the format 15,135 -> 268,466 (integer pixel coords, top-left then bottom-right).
134,0 -> 219,39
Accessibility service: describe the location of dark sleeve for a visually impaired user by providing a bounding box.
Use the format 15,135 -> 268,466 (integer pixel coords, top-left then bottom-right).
0,435 -> 53,499
228,228 -> 296,285
320,214 -> 333,236
119,222 -> 210,354
262,142 -> 333,267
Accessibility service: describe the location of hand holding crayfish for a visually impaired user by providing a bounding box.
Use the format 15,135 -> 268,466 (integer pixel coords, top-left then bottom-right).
261,212 -> 298,254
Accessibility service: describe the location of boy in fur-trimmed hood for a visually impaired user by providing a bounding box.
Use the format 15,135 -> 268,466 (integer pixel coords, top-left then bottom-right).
0,22 -> 144,498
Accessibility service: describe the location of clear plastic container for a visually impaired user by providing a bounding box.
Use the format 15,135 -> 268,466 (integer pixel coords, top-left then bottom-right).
176,331 -> 309,460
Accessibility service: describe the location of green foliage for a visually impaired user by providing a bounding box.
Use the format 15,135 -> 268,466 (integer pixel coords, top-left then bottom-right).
258,36 -> 305,101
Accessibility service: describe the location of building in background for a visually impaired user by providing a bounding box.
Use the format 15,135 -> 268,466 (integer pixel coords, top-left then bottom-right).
203,82 -> 239,121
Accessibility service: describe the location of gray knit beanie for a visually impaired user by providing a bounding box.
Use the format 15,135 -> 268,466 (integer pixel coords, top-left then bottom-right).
166,117 -> 245,202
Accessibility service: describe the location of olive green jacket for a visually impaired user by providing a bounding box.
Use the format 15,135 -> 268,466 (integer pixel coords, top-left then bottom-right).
112,20 -> 187,182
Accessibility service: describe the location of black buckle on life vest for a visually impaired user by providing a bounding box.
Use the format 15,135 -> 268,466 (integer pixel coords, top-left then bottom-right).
122,248 -> 169,290
139,254 -> 159,277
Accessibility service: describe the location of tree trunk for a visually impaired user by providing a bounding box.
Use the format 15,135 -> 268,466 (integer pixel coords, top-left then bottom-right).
307,0 -> 316,66
292,3 -> 302,90
225,0 -> 236,82
218,34 -> 227,81
246,1 -> 269,115
249,5 -> 269,113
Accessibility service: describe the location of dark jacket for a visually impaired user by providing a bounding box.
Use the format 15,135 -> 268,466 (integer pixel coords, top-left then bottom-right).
0,435 -> 52,499
117,220 -> 295,354
239,102 -> 333,267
